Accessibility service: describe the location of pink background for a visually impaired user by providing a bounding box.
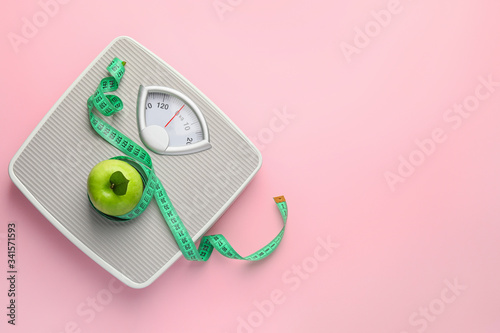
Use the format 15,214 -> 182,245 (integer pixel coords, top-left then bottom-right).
2,0 -> 500,332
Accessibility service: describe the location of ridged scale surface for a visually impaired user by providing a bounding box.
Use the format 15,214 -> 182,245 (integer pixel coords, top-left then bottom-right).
12,38 -> 260,285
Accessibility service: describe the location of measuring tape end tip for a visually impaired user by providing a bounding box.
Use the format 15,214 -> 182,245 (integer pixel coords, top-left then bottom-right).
273,196 -> 286,203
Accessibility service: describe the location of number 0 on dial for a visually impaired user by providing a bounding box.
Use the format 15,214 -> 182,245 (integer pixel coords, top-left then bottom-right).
137,85 -> 211,155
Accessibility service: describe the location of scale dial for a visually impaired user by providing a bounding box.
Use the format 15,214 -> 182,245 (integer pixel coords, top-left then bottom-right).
137,85 -> 211,155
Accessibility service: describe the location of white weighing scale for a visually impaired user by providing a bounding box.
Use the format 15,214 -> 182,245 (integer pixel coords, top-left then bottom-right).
9,37 -> 262,288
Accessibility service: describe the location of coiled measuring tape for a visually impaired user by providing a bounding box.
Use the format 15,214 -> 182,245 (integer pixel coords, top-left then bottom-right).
86,58 -> 288,261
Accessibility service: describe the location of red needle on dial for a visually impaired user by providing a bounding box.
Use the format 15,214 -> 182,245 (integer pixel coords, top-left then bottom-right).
164,104 -> 185,128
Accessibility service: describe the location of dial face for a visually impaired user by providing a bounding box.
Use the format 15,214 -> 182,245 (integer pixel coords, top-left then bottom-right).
137,86 -> 211,155
145,92 -> 203,147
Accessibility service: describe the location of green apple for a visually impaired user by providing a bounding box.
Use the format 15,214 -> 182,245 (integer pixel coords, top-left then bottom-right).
87,159 -> 143,216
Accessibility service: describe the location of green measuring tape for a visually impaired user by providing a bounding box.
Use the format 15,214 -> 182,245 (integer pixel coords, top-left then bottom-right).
86,57 -> 288,261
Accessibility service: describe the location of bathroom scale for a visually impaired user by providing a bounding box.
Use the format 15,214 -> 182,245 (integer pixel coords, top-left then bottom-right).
9,36 -> 262,288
